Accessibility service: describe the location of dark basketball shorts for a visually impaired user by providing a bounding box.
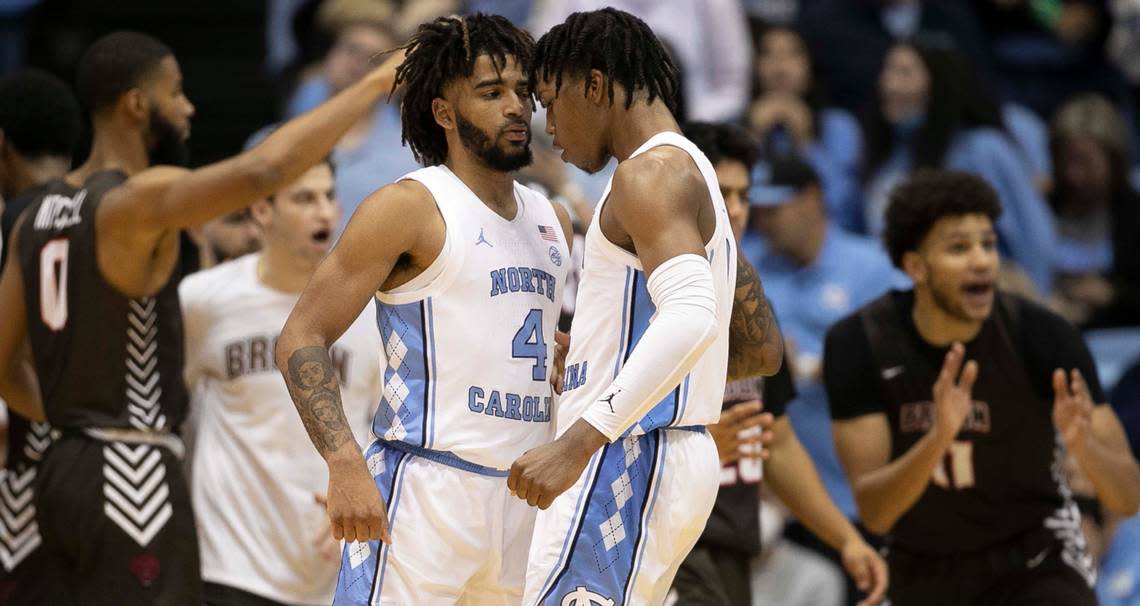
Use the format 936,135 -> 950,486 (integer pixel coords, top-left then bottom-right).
35,433 -> 201,606
668,543 -> 753,606
887,530 -> 1097,606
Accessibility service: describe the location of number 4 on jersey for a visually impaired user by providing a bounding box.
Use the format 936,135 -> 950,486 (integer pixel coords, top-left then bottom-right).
512,309 -> 547,381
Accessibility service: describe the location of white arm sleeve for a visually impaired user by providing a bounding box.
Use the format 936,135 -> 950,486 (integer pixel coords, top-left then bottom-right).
580,253 -> 719,441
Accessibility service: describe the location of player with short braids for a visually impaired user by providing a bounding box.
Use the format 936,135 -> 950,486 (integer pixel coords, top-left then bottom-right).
531,7 -> 679,112
394,13 -> 535,166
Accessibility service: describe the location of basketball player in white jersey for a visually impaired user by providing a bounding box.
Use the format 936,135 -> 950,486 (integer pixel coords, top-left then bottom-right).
509,9 -> 783,605
276,15 -> 572,605
181,156 -> 382,606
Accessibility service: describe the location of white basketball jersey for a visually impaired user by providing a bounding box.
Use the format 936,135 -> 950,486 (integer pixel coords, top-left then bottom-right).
557,132 -> 736,435
180,254 -> 381,605
373,165 -> 569,471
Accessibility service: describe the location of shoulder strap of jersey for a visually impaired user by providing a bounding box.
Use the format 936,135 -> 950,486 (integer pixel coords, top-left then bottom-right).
398,166 -> 462,218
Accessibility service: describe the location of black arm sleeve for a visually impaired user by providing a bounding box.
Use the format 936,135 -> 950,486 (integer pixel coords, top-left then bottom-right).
824,313 -> 885,420
1018,298 -> 1107,404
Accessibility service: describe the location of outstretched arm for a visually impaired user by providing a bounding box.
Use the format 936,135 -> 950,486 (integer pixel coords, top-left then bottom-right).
276,180 -> 434,542
727,252 -> 783,381
101,51 -> 404,239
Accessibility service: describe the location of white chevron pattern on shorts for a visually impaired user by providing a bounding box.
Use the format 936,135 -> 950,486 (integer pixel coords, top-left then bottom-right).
103,443 -> 172,547
0,466 -> 41,571
0,421 -> 58,571
125,297 -> 167,431
21,422 -> 57,462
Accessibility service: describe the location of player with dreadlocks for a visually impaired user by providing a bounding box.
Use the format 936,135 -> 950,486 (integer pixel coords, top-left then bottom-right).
277,13 -> 573,605
507,8 -> 783,605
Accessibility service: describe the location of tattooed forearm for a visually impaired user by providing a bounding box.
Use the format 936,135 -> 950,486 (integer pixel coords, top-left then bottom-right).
727,252 -> 784,380
282,345 -> 354,456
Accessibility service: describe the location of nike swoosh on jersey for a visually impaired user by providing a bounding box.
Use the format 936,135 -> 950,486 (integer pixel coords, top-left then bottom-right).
881,366 -> 905,380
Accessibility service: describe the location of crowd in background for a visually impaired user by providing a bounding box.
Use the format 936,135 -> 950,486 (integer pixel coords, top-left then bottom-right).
3,0 -> 1140,604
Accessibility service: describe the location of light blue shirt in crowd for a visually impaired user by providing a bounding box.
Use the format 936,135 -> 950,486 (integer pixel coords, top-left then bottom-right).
742,225 -> 910,519
760,108 -> 864,232
1099,515 -> 1140,606
860,126 -> 1058,294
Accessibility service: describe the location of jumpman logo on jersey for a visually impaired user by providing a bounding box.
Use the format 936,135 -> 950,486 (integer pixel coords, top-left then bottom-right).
476,228 -> 493,247
599,388 -> 621,413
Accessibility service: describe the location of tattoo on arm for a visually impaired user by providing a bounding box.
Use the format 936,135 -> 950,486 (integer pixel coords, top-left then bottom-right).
284,346 -> 354,455
727,252 -> 783,380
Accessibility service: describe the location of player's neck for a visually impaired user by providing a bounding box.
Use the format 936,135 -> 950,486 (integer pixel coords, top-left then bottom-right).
609,102 -> 680,162
69,121 -> 149,185
444,154 -> 516,218
911,290 -> 984,346
256,246 -> 316,294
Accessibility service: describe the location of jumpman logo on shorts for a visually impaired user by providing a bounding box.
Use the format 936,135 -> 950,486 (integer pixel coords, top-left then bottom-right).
476,228 -> 493,247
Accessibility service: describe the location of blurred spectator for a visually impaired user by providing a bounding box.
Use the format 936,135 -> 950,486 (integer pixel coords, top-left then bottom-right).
797,0 -> 991,113
1107,0 -> 1140,163
181,157 -> 380,606
1048,94 -> 1140,327
462,0 -> 532,26
1098,514 -> 1140,606
859,40 -> 1058,294
743,0 -> 798,25
266,0 -> 315,79
745,0 -> 800,27
186,209 -> 262,270
972,0 -> 1122,118
743,153 -> 906,605
1108,0 -> 1140,85
286,2 -> 419,232
748,24 -> 864,231
1003,101 -> 1055,192
530,0 -> 753,122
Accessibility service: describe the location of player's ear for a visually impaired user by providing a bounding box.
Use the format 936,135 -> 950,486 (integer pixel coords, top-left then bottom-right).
432,98 -> 455,131
902,251 -> 927,285
585,69 -> 606,106
122,88 -> 149,123
250,199 -> 274,228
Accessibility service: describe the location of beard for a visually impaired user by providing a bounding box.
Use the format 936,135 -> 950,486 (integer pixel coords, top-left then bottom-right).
148,109 -> 190,167
455,112 -> 532,172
